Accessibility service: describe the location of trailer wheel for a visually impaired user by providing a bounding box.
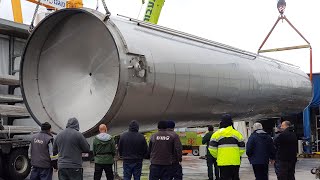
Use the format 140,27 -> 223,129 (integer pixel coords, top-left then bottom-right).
7,148 -> 31,180
192,148 -> 199,156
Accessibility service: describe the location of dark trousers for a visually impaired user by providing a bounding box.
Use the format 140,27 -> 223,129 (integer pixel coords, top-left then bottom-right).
149,164 -> 172,180
58,168 -> 83,180
219,166 -> 240,180
278,161 -> 296,180
252,164 -> 268,180
170,163 -> 183,180
123,161 -> 143,180
207,157 -> 219,180
94,164 -> 114,180
274,160 -> 280,177
30,167 -> 53,180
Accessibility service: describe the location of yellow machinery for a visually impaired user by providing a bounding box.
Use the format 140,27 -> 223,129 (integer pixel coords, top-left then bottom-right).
10,0 -> 83,23
143,0 -> 165,24
11,0 -> 23,23
26,0 -> 83,9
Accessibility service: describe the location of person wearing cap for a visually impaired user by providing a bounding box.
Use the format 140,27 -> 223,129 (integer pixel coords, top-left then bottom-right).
118,120 -> 148,180
202,125 -> 219,180
246,123 -> 275,180
29,122 -> 57,180
93,124 -> 116,180
53,117 -> 90,180
148,121 -> 180,180
167,120 -> 183,180
208,114 -> 245,180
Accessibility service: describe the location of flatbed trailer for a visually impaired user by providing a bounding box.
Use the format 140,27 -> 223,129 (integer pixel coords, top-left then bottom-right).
0,137 -> 31,180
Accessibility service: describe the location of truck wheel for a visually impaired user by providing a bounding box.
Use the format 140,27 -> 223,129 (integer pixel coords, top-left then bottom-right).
7,148 -> 31,180
192,148 -> 199,156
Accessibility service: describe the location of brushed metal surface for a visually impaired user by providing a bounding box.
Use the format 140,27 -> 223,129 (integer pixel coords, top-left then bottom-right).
20,9 -> 311,136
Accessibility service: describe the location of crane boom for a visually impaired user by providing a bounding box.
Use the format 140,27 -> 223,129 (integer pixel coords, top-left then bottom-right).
11,0 -> 23,23
143,0 -> 165,24
26,0 -> 83,9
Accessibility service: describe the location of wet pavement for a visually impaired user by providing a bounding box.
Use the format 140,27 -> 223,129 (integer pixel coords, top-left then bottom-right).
46,156 -> 319,180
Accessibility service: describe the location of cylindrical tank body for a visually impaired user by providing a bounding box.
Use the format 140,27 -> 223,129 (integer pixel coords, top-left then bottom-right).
21,9 -> 311,136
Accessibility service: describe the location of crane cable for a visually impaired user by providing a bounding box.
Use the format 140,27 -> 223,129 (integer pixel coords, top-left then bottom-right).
29,0 -> 40,33
28,0 -> 111,33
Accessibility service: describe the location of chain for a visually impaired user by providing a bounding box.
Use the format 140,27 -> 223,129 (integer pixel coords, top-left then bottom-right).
101,0 -> 111,17
29,0 -> 41,33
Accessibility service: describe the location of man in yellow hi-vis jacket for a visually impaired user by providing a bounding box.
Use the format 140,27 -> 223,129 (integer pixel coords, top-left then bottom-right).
208,114 -> 245,180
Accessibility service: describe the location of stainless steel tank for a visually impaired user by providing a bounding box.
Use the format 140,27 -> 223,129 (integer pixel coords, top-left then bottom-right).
20,8 -> 311,136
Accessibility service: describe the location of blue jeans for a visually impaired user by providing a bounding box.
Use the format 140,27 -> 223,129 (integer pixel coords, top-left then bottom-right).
30,167 -> 53,180
123,161 -> 143,180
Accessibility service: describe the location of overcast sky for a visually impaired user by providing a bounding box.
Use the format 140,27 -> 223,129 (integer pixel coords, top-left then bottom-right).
0,0 -> 319,73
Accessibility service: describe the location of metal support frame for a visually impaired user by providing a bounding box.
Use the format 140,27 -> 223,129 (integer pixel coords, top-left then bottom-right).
8,36 -> 14,76
258,15 -> 312,80
7,36 -> 23,125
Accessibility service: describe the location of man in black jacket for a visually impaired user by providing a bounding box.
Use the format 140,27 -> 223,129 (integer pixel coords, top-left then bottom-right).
274,121 -> 298,180
167,120 -> 183,180
246,123 -> 275,180
118,120 -> 148,180
149,121 -> 181,180
202,125 -> 219,180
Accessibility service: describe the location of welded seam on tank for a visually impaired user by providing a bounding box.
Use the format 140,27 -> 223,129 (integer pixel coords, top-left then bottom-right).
150,53 -> 156,94
185,64 -> 191,103
162,64 -> 177,117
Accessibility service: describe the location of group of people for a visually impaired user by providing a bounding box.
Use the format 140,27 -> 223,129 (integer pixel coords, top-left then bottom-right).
28,118 -> 182,180
203,115 -> 298,180
28,114 -> 298,180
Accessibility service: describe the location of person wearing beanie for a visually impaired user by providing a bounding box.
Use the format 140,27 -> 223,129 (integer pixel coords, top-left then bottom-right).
29,122 -> 57,180
166,120 -> 183,180
202,125 -> 219,180
118,120 -> 148,180
208,114 -> 245,180
246,123 -> 275,180
148,121 -> 180,180
53,117 -> 90,180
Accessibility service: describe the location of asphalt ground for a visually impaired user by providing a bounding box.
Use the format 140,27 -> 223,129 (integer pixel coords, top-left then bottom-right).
42,156 -> 318,180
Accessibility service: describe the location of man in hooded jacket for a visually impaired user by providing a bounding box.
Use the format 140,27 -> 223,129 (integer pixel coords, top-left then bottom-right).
93,124 -> 116,180
53,118 -> 90,180
246,123 -> 275,180
118,120 -> 148,180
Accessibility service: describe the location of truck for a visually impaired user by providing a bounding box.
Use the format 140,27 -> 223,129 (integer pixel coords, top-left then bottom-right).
0,19 -> 36,180
0,75 -> 39,180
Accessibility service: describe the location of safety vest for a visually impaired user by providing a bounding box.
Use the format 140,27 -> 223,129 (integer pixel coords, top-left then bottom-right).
208,126 -> 245,166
